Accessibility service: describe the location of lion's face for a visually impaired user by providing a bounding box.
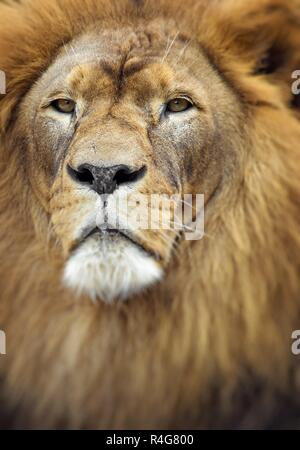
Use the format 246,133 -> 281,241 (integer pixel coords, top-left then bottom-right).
18,20 -> 241,302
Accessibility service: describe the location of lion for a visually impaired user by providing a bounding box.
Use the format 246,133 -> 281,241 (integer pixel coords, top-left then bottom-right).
0,0 -> 300,429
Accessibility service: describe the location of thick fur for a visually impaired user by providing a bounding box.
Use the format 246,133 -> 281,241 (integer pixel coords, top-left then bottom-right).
1,0 -> 300,429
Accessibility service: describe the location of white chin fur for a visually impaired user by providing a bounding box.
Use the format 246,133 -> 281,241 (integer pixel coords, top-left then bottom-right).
63,234 -> 163,303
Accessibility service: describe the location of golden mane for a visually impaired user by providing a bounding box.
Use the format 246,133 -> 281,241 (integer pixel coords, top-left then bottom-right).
1,0 -> 300,429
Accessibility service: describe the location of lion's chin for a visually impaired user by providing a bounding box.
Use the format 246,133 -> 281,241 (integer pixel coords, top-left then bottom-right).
63,233 -> 163,303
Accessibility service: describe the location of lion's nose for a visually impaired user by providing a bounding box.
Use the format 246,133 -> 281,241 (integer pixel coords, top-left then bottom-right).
67,163 -> 147,195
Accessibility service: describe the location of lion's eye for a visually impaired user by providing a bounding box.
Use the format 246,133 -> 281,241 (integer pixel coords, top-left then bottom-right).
166,97 -> 193,113
51,99 -> 76,114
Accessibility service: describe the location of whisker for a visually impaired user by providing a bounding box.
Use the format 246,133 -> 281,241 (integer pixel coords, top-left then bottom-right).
161,31 -> 180,64
169,221 -> 195,232
176,38 -> 192,64
162,36 -> 170,63
69,44 -> 77,58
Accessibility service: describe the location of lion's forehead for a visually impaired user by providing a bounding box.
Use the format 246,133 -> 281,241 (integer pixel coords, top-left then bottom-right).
59,23 -> 181,69
44,24 -> 190,99
72,21 -> 185,58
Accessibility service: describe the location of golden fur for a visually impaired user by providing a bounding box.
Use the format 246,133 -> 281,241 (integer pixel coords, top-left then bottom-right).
1,0 -> 300,429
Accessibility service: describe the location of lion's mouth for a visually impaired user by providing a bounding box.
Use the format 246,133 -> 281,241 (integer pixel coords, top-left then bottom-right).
74,226 -> 155,258
64,225 -> 164,303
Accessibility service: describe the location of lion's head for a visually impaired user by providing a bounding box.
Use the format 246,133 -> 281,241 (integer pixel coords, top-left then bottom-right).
2,4 -> 244,303
1,0 -> 300,429
21,18 -> 232,302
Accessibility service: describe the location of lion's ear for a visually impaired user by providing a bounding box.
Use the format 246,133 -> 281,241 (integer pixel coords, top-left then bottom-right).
200,0 -> 300,108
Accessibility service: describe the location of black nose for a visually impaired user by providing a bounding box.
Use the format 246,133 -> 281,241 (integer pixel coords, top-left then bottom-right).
67,163 -> 147,195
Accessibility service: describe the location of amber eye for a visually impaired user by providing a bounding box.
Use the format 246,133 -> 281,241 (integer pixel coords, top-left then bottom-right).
51,98 -> 76,114
166,97 -> 193,113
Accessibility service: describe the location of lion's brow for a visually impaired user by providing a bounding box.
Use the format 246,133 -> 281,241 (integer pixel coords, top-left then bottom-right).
100,59 -> 151,80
